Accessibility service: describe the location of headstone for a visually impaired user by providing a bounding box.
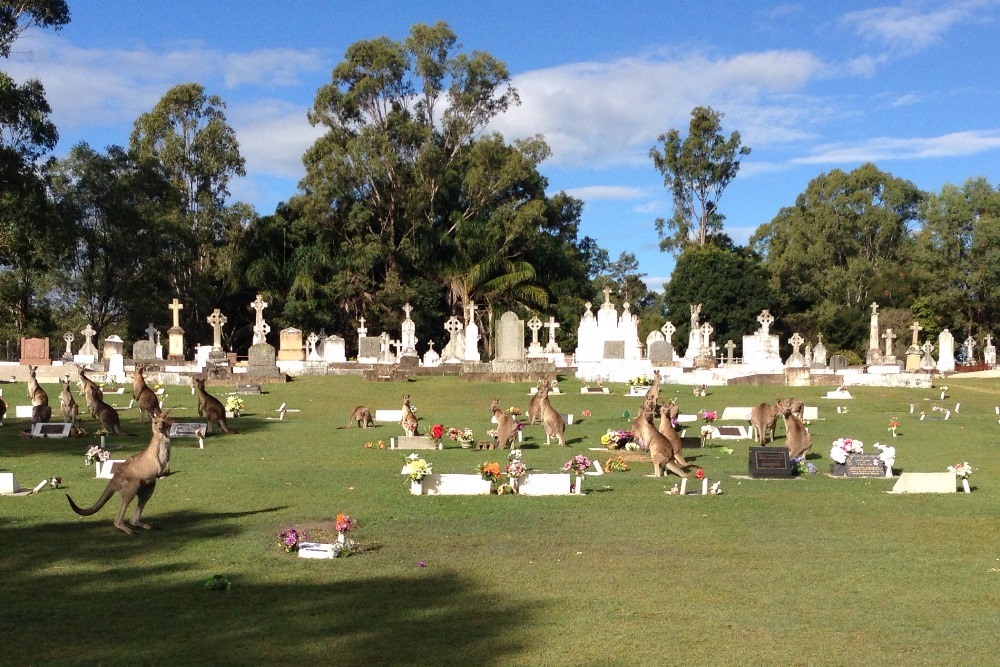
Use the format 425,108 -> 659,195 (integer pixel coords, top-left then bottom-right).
132,340 -> 156,360
829,354 -> 848,371
526,316 -> 544,357
19,337 -> 50,365
322,335 -> 346,363
250,294 -> 270,345
464,303 -> 481,362
648,338 -> 672,366
812,334 -> 828,369
543,316 -> 561,354
962,335 -> 976,364
167,298 -> 185,361
305,332 -> 321,361
724,339 -> 737,365
920,340 -> 936,370
830,454 -> 886,478
277,328 -> 304,361
866,302 -> 881,365
106,353 -> 125,384
357,336 -> 381,363
77,324 -> 99,360
748,447 -> 793,478
236,383 -> 262,395
785,333 -> 806,367
401,303 -> 419,359
247,342 -> 280,378
882,328 -> 897,364
603,341 -> 625,359
889,472 -> 956,494
937,329 -> 955,372
496,311 -> 525,362
144,323 -> 158,342
984,333 -> 996,366
61,332 -> 75,361
168,422 -> 209,438
574,302 -> 600,362
30,422 -> 73,438
441,316 -> 465,363
207,309 -> 228,359
423,341 -> 441,367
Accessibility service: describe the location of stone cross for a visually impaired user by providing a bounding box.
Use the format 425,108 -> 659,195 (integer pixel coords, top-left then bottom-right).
602,286 -> 612,305
544,317 -> 560,345
583,301 -> 594,318
63,332 -> 74,357
444,316 -> 463,337
757,310 -> 774,336
81,324 -> 96,348
921,340 -> 934,357
725,339 -> 736,364
403,302 -> 413,320
986,333 -> 993,347
253,320 -> 271,345
357,316 -> 367,337
789,332 -> 805,356
391,338 -> 402,359
909,321 -> 922,346
207,309 -> 227,352
964,335 -> 976,360
883,328 -> 897,357
871,302 -> 879,316
168,298 -> 183,328
661,321 -> 676,345
710,341 -> 718,359
306,332 -> 319,355
467,302 -> 478,322
699,321 -> 713,344
251,293 -> 268,323
145,323 -> 157,341
527,316 -> 543,346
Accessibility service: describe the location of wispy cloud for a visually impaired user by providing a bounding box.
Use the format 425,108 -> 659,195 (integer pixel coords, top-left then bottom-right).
840,0 -> 999,54
564,185 -> 646,201
792,129 -> 1000,164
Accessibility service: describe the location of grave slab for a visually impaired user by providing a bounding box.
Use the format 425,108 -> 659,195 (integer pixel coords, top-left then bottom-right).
298,542 -> 336,559
518,473 -> 581,496
30,422 -> 73,438
374,409 -> 404,422
721,407 -> 753,421
410,474 -> 493,495
748,447 -> 793,478
391,436 -> 441,450
580,387 -> 609,394
168,422 -> 208,438
888,472 -> 956,494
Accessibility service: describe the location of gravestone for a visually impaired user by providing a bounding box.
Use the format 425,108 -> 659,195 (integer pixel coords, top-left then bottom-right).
207,309 -> 228,360
277,328 -> 304,361
106,353 -> 125,384
62,332 -> 75,361
357,336 -> 381,363
247,342 -> 280,379
167,298 -> 185,361
526,316 -> 544,357
829,355 -> 848,371
785,333 -> 806,367
866,302 -> 882,365
496,311 -> 525,362
236,383 -> 262,395
250,294 -> 270,345
937,329 -> 955,372
543,316 -> 562,355
423,341 -> 440,367
102,335 -> 124,364
401,303 -> 419,359
464,303 -> 481,362
830,454 -> 886,478
77,324 -> 99,360
19,337 -> 50,366
441,316 -> 465,363
168,422 -> 209,438
305,332 -> 321,361
322,335 -> 347,363
984,333 -> 996,366
920,340 -> 936,370
748,447 -> 793,478
648,340 -> 672,366
889,472 -> 956,494
812,334 -> 828,369
133,340 -> 156,360
603,341 -> 625,359
906,321 -> 923,370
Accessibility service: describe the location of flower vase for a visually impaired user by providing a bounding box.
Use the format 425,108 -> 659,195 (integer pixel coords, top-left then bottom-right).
884,466 -> 893,478
701,478 -> 709,495
410,479 -> 423,496
337,531 -> 346,546
962,478 -> 971,494
891,428 -> 897,437
225,409 -> 235,419
574,474 -> 584,495
460,439 -> 473,449
511,478 -> 520,494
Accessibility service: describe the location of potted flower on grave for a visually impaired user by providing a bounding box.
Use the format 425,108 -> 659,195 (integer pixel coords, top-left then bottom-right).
604,455 -> 629,472
334,513 -> 357,552
277,527 -> 308,553
562,454 -> 591,494
947,461 -> 973,493
401,453 -> 433,494
874,443 -> 896,478
478,461 -> 502,490
83,445 -> 110,466
888,417 -> 900,437
505,450 -> 527,493
448,427 -> 475,448
225,395 -> 245,418
429,423 -> 445,446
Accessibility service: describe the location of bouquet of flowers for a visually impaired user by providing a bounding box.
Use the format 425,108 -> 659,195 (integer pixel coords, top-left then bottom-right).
334,513 -> 356,533
277,527 -> 307,553
225,395 -> 245,413
430,424 -> 445,441
829,437 -> 864,464
562,454 -> 591,475
888,417 -> 900,436
505,450 -> 527,480
626,375 -> 651,388
507,406 -> 522,416
947,461 -> 972,479
605,456 -> 629,472
700,409 -> 718,422
49,476 -> 62,489
84,445 -> 110,466
478,461 -> 502,484
873,443 -> 896,468
401,453 -> 432,482
600,428 -> 635,450
792,456 -> 818,475
448,427 -> 474,443
700,424 -> 715,439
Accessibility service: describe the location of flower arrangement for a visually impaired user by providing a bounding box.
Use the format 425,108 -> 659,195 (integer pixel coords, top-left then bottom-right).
605,456 -> 629,472
335,513 -> 356,533
888,417 -> 899,436
562,455 -> 591,475
581,409 -> 592,417
600,428 -> 635,450
695,468 -> 705,479
947,461 -> 972,479
700,409 -> 718,422
364,440 -> 387,449
401,453 -> 432,482
830,437 -> 864,464
486,428 -> 498,440
225,395 -> 245,413
277,527 -> 307,553
478,461 -> 502,484
792,456 -> 818,475
448,427 -> 474,443
430,424 -> 445,441
626,374 -> 651,388
84,445 -> 110,466
505,450 -> 527,480
49,476 -> 62,489
874,443 -> 896,469
700,424 -> 715,440
507,406 -> 521,416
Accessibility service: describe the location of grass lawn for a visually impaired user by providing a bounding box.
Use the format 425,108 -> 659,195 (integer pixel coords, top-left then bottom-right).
1,374 -> 997,666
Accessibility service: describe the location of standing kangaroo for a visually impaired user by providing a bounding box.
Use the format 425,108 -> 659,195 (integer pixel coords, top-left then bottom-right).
131,364 -> 161,423
783,407 -> 813,460
77,366 -> 104,417
537,384 -> 567,446
657,402 -> 693,467
777,397 -> 805,422
194,378 -> 233,434
346,405 -> 374,428
67,411 -> 174,534
490,398 -> 518,449
526,379 -> 547,425
59,380 -> 79,424
634,403 -> 691,478
643,370 -> 662,409
27,366 -> 51,423
750,402 -> 780,445
400,395 -> 419,436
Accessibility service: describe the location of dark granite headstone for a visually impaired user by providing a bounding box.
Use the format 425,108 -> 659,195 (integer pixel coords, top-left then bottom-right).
830,454 -> 886,478
603,341 -> 625,359
168,422 -> 209,438
749,447 -> 793,478
236,383 -> 262,395
648,340 -> 673,365
247,342 -> 280,378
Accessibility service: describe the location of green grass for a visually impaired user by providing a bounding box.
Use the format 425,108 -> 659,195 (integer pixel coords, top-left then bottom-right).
1,375 -> 998,666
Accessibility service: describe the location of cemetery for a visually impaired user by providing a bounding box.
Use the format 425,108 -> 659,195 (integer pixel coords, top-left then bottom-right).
0,300 -> 996,664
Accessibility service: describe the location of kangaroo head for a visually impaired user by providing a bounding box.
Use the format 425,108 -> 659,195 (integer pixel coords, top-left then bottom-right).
490,398 -> 500,414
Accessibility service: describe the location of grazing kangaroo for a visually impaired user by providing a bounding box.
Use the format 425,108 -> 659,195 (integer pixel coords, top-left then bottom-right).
537,384 -> 567,446
77,366 -> 103,417
194,378 -> 233,435
634,403 -> 690,478
66,411 -> 174,534
490,398 -> 518,449
131,364 -> 161,423
59,380 -> 79,423
526,379 -> 547,425
346,405 -> 374,428
750,402 -> 780,445
401,395 -> 419,436
782,407 -> 813,459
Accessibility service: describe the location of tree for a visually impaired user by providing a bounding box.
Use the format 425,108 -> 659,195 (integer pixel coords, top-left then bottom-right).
649,106 -> 750,254
0,0 -> 69,58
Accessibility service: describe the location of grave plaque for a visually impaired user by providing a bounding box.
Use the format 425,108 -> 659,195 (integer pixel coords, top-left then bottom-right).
236,383 -> 262,395
830,454 -> 886,478
168,422 -> 209,438
648,340 -> 673,366
603,340 -> 625,359
358,336 -> 381,361
749,447 -> 793,478
31,423 -> 73,438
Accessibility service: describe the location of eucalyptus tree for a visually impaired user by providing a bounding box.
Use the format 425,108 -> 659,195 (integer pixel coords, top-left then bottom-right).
649,106 -> 750,253
0,0 -> 69,58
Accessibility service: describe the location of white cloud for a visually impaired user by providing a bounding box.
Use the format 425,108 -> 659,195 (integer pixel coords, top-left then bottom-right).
840,0 -> 999,54
563,185 -> 646,201
792,129 -> 1000,164
229,100 -> 324,180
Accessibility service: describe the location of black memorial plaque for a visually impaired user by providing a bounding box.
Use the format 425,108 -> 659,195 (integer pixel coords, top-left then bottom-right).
749,446 -> 793,478
830,454 -> 886,478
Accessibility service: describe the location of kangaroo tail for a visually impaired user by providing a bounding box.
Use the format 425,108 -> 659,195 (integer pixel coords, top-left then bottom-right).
67,484 -> 115,516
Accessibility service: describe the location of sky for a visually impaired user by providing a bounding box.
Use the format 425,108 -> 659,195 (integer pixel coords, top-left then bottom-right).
6,0 -> 999,292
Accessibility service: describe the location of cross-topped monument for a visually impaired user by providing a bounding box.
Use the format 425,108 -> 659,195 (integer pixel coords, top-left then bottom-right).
166,298 -> 185,360
145,323 -> 157,342
757,309 -> 774,336
169,298 -> 184,328
250,294 -> 270,345
526,315 -> 544,356
207,308 -> 228,356
661,321 -> 676,345
909,321 -> 923,347
882,328 -> 897,359
544,316 -> 561,354
62,332 -> 74,360
964,334 -> 977,362
725,339 -> 736,364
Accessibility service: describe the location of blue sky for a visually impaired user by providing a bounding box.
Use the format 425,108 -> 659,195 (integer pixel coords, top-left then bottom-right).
6,1 -> 999,291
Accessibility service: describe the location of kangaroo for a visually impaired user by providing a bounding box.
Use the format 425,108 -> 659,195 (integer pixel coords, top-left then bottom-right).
27,365 -> 48,407
657,402 -> 693,467
67,411 -> 174,534
635,404 -> 691,478
0,396 -> 6,425
90,394 -> 126,434
777,397 -> 805,422
131,364 -> 161,424
750,402 -> 780,445
537,384 -> 567,446
59,380 -> 79,424
77,366 -> 103,417
490,398 -> 518,449
643,370 -> 662,409
346,405 -> 374,428
782,407 -> 813,459
194,378 -> 233,435
401,395 -> 419,436
526,379 -> 547,425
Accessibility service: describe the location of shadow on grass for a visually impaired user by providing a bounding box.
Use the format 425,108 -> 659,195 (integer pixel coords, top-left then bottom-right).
0,506 -> 533,665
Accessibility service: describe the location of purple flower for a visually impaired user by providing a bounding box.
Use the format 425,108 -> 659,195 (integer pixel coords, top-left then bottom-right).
418,561 -> 426,568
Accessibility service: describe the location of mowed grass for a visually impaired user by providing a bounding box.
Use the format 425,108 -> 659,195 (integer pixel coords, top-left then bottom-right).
0,375 -> 997,666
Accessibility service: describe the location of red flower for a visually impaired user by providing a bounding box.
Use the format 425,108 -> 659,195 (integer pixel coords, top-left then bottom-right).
696,468 -> 705,479
430,424 -> 444,439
